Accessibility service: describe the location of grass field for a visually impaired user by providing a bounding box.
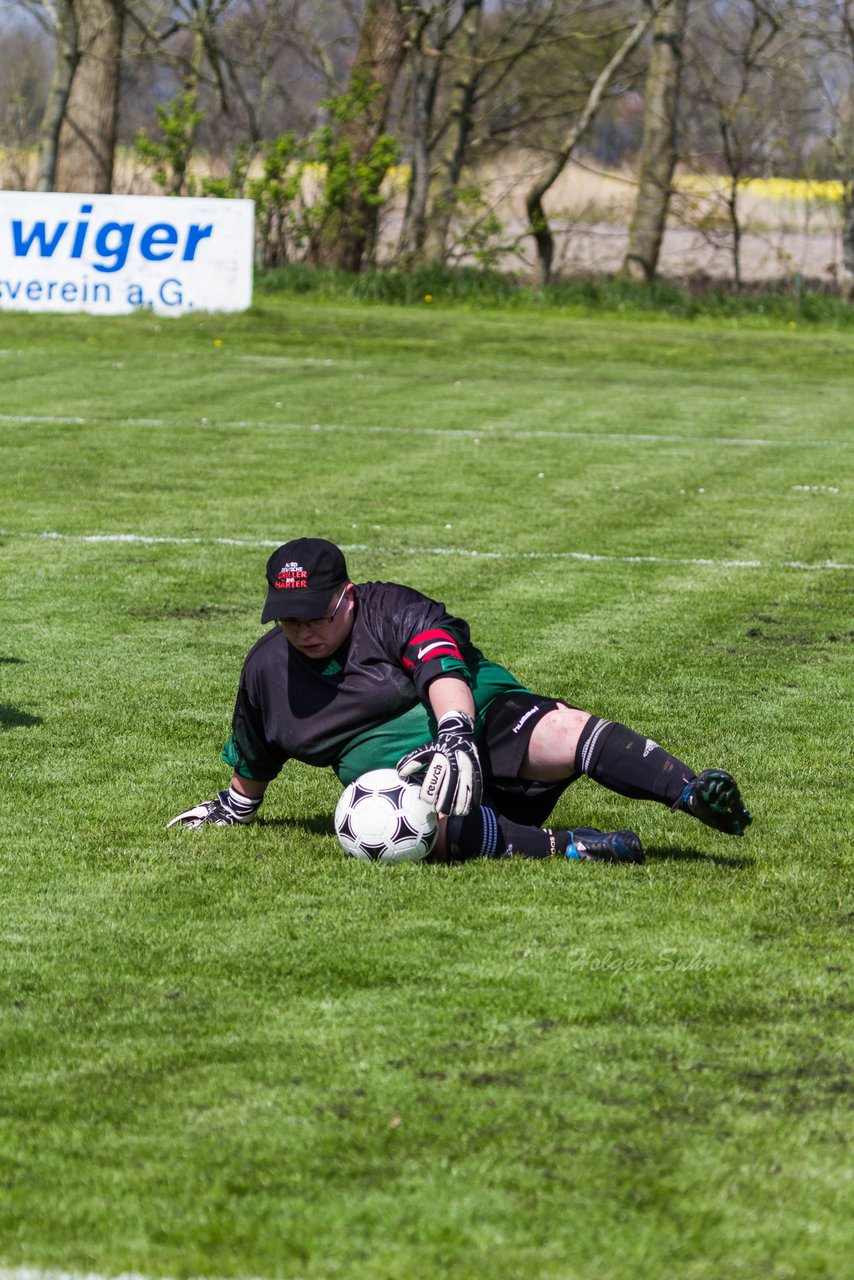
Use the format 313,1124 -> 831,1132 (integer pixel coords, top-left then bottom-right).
1,294 -> 852,1280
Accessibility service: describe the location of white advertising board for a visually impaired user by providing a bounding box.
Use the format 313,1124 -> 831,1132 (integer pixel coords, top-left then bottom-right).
0,191 -> 254,316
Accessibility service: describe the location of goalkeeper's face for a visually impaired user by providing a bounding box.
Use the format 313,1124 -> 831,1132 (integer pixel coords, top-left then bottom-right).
276,583 -> 354,660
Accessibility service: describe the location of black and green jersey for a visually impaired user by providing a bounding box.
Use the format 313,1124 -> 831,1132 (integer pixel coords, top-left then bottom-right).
222,579 -> 529,785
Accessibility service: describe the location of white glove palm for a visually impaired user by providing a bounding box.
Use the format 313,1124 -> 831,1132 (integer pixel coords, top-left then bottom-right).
397,711 -> 483,817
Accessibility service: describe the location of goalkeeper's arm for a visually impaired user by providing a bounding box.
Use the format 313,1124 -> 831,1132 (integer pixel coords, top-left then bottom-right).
397,676 -> 483,817
428,676 -> 476,726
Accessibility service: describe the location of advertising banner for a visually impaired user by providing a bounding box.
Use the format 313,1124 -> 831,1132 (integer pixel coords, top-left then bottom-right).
0,191 -> 254,316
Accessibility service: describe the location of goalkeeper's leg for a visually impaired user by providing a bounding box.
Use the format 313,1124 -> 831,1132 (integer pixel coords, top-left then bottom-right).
525,707 -> 752,837
435,809 -> 643,865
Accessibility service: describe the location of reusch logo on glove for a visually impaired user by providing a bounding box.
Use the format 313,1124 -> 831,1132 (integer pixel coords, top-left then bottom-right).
423,761 -> 445,805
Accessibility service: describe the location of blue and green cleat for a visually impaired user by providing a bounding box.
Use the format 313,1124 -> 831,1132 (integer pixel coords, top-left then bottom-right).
675,769 -> 752,836
563,827 -> 644,864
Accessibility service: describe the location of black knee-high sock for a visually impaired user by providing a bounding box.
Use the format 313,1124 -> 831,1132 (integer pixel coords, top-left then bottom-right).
576,717 -> 695,806
447,807 -> 568,860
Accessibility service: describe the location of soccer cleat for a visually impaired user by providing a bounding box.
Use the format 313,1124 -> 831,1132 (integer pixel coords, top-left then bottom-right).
675,769 -> 752,836
563,826 -> 644,864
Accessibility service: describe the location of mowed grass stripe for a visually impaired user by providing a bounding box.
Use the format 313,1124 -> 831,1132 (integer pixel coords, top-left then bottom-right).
1,528 -> 851,572
0,412 -> 849,449
3,409 -> 847,567
3,301 -> 853,445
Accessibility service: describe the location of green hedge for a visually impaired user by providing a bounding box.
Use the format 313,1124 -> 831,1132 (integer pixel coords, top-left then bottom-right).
255,263 -> 854,326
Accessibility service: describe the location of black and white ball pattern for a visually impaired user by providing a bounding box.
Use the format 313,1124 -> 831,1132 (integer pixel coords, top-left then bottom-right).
334,769 -> 439,864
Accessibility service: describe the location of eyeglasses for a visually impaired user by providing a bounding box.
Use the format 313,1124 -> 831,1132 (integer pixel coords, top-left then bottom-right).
277,586 -> 348,631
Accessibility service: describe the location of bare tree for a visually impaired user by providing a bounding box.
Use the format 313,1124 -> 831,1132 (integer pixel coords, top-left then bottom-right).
26,0 -> 80,189
217,0 -> 344,146
396,1 -> 454,263
0,5 -> 54,185
116,0 -> 351,184
840,1 -> 854,293
809,0 -> 854,294
679,0 -> 802,289
128,0 -> 237,192
319,0 -> 408,270
524,3 -> 654,284
54,0 -> 125,191
399,0 -> 623,268
622,0 -> 689,280
393,0 -> 486,264
422,0 -> 483,262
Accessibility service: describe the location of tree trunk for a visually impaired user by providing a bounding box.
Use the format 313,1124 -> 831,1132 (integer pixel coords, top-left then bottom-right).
426,0 -> 484,264
524,7 -> 653,286
725,174 -> 743,291
841,93 -> 854,300
840,3 -> 854,300
843,179 -> 854,301
171,29 -> 206,195
323,0 -> 408,271
54,0 -> 125,194
622,0 -> 689,282
396,33 -> 436,263
36,0 -> 80,192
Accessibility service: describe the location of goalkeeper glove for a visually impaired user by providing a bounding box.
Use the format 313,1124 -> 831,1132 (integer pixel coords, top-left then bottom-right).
397,710 -> 483,817
166,786 -> 262,829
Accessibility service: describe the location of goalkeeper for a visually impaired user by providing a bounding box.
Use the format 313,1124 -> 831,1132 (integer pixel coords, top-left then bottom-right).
168,537 -> 752,864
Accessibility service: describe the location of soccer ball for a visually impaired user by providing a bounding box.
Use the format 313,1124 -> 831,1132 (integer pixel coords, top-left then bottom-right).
334,768 -> 439,864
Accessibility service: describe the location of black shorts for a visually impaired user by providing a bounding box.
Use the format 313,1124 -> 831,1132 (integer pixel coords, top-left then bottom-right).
479,690 -> 577,827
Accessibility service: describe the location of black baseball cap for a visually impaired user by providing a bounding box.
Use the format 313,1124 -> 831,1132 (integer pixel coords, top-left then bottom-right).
261,538 -> 349,623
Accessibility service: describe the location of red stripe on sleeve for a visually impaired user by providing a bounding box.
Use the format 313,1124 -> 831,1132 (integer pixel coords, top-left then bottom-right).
402,628 -> 464,670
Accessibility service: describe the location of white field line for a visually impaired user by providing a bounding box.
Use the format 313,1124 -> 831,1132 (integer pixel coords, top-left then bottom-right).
0,348 -> 361,363
1,529 -> 851,573
0,412 -> 849,449
0,1272 -> 150,1280
232,354 -> 368,366
0,1271 -> 255,1280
